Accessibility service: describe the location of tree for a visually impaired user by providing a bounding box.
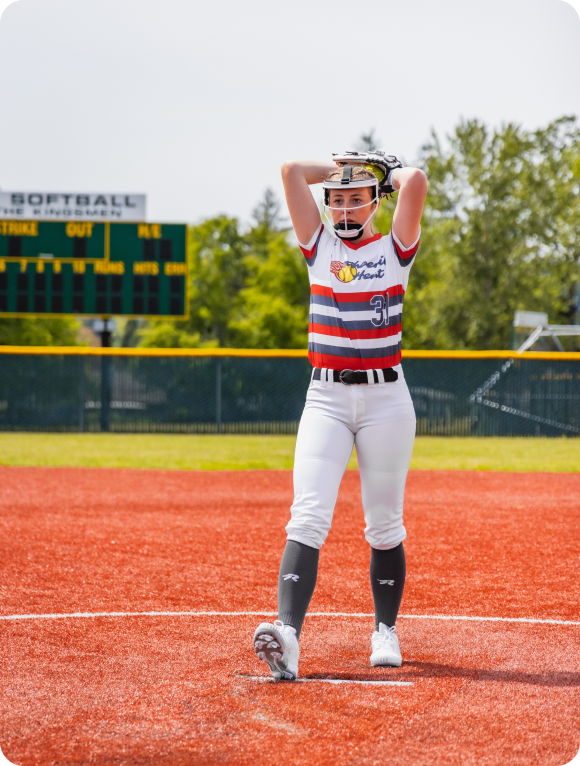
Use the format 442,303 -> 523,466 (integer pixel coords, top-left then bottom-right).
373,117 -> 580,350
0,317 -> 81,346
227,188 -> 309,349
520,118 -> 580,330
141,189 -> 310,349
140,214 -> 248,348
229,234 -> 309,350
251,187 -> 287,232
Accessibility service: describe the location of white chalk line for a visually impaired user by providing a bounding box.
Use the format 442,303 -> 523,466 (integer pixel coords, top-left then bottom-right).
0,610 -> 579,626
238,675 -> 413,687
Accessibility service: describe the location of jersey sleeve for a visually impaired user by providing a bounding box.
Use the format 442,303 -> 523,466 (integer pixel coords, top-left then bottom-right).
390,227 -> 420,291
298,222 -> 327,267
391,228 -> 420,267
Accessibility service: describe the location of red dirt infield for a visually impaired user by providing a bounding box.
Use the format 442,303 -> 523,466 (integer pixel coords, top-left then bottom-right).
1,467 -> 579,765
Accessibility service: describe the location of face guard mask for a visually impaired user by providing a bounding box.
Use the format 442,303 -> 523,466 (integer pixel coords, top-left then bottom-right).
322,165 -> 379,241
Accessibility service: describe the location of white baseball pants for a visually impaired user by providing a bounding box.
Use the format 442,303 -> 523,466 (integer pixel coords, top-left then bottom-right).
286,366 -> 416,550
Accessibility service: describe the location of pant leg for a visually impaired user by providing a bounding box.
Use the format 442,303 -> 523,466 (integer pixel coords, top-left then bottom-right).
354,413 -> 416,550
285,388 -> 355,550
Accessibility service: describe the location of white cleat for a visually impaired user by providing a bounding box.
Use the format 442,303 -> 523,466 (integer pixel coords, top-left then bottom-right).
253,619 -> 300,681
370,622 -> 402,667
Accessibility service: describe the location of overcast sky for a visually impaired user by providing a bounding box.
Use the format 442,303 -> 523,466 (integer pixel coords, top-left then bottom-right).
0,0 -> 579,225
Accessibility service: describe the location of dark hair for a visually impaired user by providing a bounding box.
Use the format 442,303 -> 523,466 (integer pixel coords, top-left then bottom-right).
326,166 -> 377,184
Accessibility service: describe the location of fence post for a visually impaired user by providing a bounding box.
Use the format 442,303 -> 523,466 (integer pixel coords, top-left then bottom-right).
99,319 -> 112,433
100,356 -> 111,432
216,360 -> 222,434
78,356 -> 85,433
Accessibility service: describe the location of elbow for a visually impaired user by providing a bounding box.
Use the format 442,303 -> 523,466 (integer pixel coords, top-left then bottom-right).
408,168 -> 429,194
415,168 -> 429,195
407,168 -> 428,195
281,160 -> 298,181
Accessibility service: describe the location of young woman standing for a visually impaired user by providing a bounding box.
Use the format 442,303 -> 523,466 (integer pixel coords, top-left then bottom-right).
253,151 -> 428,680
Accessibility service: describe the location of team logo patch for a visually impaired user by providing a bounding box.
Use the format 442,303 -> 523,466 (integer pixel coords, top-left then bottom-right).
331,261 -> 357,283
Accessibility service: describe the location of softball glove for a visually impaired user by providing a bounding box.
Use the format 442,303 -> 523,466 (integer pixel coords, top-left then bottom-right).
332,150 -> 403,197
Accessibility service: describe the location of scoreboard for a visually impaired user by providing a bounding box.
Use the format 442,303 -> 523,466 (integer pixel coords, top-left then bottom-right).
0,220 -> 188,319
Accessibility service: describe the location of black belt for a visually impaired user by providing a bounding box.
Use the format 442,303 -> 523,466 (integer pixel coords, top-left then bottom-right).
313,368 -> 398,385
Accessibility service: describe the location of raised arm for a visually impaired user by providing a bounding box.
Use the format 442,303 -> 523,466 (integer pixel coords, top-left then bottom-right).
281,160 -> 336,245
390,168 -> 428,249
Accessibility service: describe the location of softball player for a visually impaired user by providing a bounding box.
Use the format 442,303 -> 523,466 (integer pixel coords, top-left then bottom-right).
253,151 -> 428,680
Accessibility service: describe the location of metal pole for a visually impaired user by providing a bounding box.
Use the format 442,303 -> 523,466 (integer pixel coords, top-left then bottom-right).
78,355 -> 85,433
216,360 -> 222,434
100,319 -> 112,433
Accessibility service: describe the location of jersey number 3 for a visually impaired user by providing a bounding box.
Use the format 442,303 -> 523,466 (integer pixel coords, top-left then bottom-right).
370,295 -> 388,327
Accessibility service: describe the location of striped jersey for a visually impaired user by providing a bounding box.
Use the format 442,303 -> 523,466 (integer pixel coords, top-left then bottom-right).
299,223 -> 419,370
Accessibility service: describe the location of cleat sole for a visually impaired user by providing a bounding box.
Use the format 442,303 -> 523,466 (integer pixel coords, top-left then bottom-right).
253,622 -> 297,681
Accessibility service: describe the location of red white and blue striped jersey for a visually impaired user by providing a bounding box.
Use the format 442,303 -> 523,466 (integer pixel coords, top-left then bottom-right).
299,223 -> 419,371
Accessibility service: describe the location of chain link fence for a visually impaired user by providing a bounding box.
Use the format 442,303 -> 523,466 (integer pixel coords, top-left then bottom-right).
0,351 -> 578,436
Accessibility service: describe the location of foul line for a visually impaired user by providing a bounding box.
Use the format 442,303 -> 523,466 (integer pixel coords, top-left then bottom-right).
0,610 -> 579,626
238,675 -> 413,686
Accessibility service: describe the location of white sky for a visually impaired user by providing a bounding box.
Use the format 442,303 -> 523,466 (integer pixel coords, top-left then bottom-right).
0,0 -> 579,225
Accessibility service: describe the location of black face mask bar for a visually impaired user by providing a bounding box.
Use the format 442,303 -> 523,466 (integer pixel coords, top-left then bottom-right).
322,166 -> 379,241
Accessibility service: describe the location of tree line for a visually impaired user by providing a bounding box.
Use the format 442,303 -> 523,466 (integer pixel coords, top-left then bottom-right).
1,115 -> 578,350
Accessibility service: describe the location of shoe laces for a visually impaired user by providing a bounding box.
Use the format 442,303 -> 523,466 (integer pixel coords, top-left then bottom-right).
274,620 -> 298,650
274,619 -> 296,636
374,625 -> 397,648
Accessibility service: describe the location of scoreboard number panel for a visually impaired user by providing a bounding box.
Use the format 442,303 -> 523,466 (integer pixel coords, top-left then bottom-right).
0,220 -> 188,319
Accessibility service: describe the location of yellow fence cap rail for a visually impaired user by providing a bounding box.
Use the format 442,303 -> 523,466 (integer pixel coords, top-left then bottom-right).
0,346 -> 309,357
401,349 -> 580,361
0,346 -> 579,360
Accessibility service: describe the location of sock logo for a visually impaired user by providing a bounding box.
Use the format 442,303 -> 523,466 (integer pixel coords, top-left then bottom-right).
378,579 -> 394,586
283,574 -> 299,582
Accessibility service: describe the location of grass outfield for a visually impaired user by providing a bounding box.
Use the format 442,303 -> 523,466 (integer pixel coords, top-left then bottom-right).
0,432 -> 578,472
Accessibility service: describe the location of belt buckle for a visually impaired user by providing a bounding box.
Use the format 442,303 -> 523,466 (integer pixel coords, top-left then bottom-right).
339,369 -> 355,385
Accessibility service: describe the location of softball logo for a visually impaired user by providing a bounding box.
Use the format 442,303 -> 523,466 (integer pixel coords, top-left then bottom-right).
330,261 -> 357,283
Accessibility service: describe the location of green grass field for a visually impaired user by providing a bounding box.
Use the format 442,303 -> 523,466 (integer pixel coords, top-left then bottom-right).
0,433 -> 578,472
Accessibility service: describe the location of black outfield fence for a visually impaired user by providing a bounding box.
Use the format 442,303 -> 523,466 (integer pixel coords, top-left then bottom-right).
0,348 -> 578,437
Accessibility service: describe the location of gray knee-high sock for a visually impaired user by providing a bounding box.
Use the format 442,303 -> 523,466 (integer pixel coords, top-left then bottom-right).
277,541 -> 319,638
370,543 -> 406,629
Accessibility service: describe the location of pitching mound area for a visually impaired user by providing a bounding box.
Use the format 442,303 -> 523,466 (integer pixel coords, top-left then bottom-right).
1,467 -> 579,765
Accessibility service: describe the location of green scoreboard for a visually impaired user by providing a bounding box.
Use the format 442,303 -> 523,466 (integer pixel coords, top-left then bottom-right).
0,220 -> 188,319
